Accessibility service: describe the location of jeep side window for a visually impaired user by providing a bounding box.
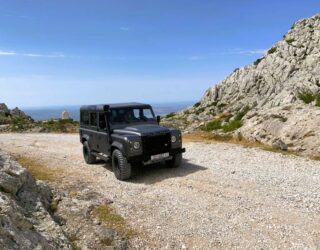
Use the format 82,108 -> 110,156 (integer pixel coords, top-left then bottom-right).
81,111 -> 89,125
143,109 -> 154,119
98,113 -> 107,130
90,112 -> 97,127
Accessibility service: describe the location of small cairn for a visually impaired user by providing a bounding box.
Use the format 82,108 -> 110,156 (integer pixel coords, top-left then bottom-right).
61,111 -> 70,120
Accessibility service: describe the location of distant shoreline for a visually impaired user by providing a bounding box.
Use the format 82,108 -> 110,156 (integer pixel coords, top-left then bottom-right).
22,101 -> 195,121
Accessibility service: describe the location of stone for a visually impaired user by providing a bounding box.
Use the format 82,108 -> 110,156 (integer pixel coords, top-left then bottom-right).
0,150 -> 72,249
272,139 -> 288,151
0,103 -> 9,115
61,111 -> 70,120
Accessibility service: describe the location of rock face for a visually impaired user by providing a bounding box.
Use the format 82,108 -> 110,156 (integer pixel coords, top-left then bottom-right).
0,150 -> 71,249
0,104 -> 9,116
163,13 -> 320,156
0,104 -> 33,123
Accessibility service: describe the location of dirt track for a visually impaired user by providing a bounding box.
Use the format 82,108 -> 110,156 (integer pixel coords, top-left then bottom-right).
1,133 -> 320,249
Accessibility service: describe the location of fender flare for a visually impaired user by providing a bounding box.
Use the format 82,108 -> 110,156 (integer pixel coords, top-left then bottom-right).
81,134 -> 90,144
111,141 -> 125,155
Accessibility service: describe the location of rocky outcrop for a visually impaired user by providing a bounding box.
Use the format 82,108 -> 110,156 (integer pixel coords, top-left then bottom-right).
163,13 -> 320,157
0,103 -> 33,126
0,150 -> 71,249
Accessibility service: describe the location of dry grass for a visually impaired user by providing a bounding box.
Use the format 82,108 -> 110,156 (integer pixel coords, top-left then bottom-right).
183,132 -> 299,157
15,156 -> 62,182
93,205 -> 137,238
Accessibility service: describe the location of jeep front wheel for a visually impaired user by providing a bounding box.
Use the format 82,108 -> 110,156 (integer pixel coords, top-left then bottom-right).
112,149 -> 132,180
166,153 -> 182,168
83,141 -> 96,164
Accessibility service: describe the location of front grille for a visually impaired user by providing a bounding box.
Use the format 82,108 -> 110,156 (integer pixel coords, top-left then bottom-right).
142,133 -> 171,155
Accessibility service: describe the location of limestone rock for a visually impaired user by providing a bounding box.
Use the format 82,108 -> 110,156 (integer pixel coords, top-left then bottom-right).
0,150 -> 71,249
163,13 -> 320,157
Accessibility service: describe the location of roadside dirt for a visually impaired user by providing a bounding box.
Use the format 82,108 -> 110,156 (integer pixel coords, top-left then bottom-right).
1,133 -> 320,249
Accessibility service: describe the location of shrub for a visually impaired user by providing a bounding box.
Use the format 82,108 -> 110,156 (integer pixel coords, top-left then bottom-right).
217,103 -> 226,108
193,102 -> 201,108
165,112 -> 175,118
201,120 -> 222,132
254,58 -> 263,66
316,96 -> 320,107
234,105 -> 250,121
298,91 -> 316,104
285,38 -> 295,44
222,120 -> 242,132
268,47 -> 277,54
195,107 -> 205,115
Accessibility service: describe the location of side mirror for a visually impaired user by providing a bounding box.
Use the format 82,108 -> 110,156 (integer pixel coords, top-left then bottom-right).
156,115 -> 161,124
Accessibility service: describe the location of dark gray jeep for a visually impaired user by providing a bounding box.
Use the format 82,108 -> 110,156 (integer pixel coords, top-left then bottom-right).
79,103 -> 185,180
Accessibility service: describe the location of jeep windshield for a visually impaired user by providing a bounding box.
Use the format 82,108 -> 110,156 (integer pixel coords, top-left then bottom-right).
109,108 -> 156,124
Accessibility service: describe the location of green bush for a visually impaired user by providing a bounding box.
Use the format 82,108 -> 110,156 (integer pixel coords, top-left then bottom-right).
234,106 -> 250,121
195,107 -> 205,115
285,38 -> 295,44
316,96 -> 320,107
201,120 -> 222,132
254,58 -> 263,66
298,91 -> 316,104
165,112 -> 175,118
222,120 -> 242,132
193,102 -> 201,108
268,47 -> 277,54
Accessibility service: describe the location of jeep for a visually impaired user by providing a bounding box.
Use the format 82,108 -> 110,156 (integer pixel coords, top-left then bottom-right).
79,103 -> 185,180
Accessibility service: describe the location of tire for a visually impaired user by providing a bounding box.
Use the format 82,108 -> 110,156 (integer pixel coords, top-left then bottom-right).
112,149 -> 132,180
166,153 -> 182,168
83,141 -> 96,164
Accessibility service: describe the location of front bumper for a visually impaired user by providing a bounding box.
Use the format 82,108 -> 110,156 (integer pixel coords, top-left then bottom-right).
128,147 -> 186,163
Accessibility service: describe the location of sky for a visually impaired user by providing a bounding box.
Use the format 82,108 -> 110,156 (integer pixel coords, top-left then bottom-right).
0,0 -> 319,108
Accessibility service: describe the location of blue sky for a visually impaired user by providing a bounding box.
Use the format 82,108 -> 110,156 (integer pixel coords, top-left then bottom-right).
0,0 -> 319,108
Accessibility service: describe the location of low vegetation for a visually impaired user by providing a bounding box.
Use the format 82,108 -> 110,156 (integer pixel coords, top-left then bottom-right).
183,132 -> 298,156
193,102 -> 201,108
1,117 -> 79,133
16,156 -> 62,182
267,47 -> 277,54
165,112 -> 176,118
201,120 -> 222,131
93,205 -> 136,238
201,106 -> 250,133
297,91 -> 320,106
222,120 -> 242,132
254,58 -> 263,66
286,38 -> 295,44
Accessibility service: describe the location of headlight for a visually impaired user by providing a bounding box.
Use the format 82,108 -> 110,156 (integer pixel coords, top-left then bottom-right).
171,135 -> 177,143
133,141 -> 141,150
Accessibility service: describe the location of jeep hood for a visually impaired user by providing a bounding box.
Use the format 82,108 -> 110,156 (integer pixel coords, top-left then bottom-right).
113,124 -> 170,136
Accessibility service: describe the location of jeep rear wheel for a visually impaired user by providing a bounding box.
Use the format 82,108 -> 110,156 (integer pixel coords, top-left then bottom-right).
166,153 -> 182,168
83,141 -> 96,164
112,149 -> 132,180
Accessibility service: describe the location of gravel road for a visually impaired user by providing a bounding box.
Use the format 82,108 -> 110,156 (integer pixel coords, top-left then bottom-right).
0,133 -> 320,249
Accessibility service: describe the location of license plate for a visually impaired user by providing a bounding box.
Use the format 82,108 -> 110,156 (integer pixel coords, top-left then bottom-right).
151,152 -> 169,161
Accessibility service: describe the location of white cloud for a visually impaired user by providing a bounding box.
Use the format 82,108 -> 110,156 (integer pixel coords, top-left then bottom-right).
229,49 -> 266,55
0,50 -> 16,56
22,53 -> 66,58
120,27 -> 130,31
0,50 -> 66,58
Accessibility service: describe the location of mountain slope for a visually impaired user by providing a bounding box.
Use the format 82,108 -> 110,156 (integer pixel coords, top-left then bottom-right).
163,13 -> 320,156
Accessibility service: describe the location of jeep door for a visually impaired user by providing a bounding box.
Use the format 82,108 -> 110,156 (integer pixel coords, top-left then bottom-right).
97,112 -> 110,155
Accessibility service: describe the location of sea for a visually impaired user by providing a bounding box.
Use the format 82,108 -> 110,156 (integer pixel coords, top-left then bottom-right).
22,101 -> 194,121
